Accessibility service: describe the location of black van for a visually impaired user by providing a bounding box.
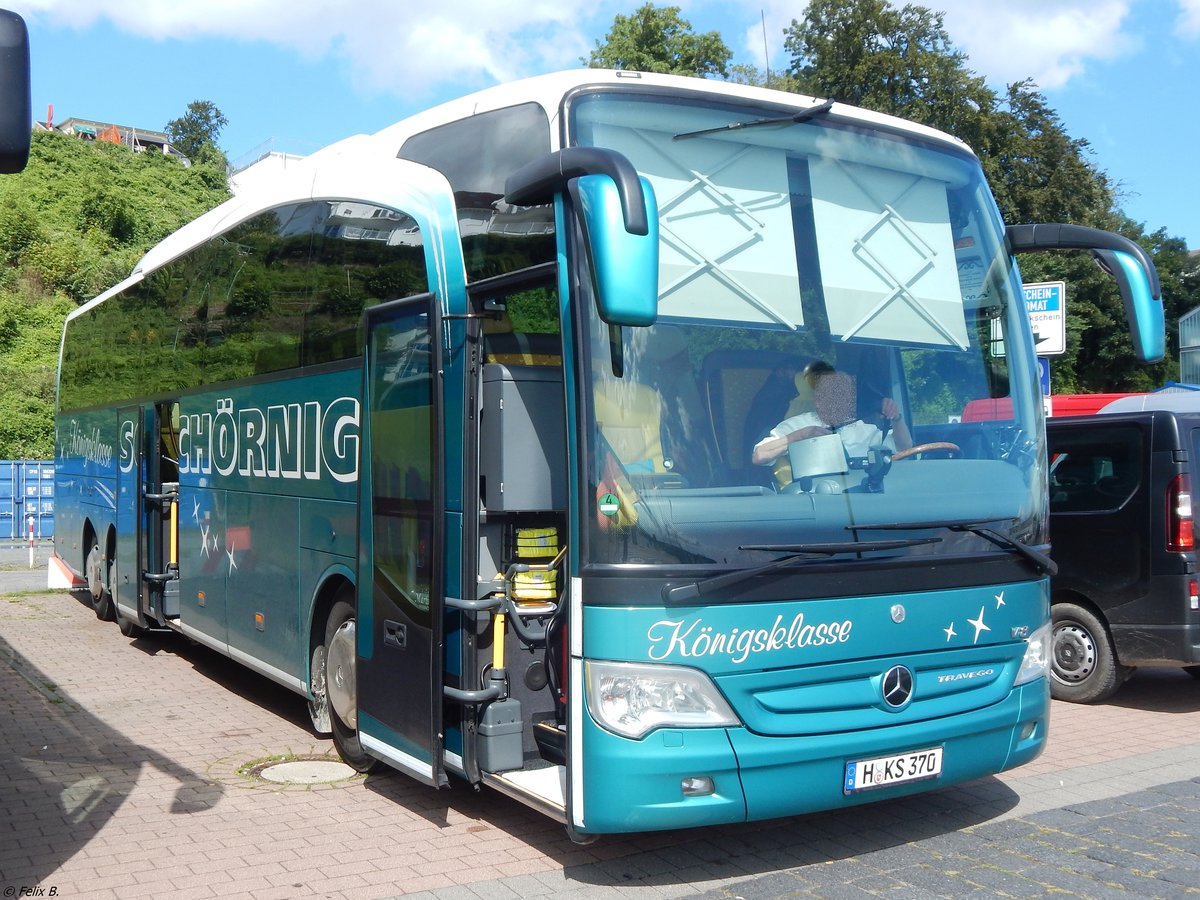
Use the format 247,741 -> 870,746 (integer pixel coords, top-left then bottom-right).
1046,394 -> 1200,702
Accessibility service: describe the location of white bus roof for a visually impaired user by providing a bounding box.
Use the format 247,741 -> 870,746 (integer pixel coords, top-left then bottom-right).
94,68 -> 975,309
366,68 -> 973,157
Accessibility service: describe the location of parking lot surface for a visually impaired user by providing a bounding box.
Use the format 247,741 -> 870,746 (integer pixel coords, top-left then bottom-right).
1,543 -> 1198,899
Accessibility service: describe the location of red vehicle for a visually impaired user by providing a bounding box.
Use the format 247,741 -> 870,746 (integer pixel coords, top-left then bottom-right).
961,394 -> 1144,422
1049,394 -> 1141,416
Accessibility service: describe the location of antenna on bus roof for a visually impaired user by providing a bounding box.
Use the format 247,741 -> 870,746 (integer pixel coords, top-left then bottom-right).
761,10 -> 771,85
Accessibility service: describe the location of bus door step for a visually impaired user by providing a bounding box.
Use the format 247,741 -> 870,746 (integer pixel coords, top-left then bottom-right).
143,569 -> 181,619
533,717 -> 566,766
162,581 -> 180,619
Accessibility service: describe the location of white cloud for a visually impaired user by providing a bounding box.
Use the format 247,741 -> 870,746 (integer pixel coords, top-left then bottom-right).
727,0 -> 1139,91
1177,0 -> 1200,37
936,0 -> 1136,89
18,0 -> 601,95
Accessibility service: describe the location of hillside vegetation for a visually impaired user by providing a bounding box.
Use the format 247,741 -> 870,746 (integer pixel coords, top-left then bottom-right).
0,131 -> 229,457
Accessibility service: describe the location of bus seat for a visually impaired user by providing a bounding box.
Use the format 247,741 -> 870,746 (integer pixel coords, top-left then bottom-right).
594,378 -> 666,474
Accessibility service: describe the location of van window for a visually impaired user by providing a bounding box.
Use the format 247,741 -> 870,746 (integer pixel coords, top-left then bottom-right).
1049,424 -> 1141,512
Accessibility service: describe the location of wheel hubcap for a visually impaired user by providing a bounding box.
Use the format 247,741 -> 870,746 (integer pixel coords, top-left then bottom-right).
1052,622 -> 1096,683
86,546 -> 104,601
326,619 -> 357,730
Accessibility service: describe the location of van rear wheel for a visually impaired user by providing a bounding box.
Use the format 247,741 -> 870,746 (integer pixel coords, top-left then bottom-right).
1050,602 -> 1129,703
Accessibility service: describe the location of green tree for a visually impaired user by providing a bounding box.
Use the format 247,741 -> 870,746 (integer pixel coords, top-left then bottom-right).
587,3 -> 732,78
983,80 -> 1113,227
783,0 -> 995,150
165,99 -> 229,163
725,63 -> 799,92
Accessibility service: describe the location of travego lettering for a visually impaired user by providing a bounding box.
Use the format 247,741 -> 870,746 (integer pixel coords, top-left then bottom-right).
936,667 -> 995,683
179,396 -> 359,483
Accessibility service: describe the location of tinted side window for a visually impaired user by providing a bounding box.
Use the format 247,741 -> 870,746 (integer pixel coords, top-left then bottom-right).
307,201 -> 428,364
399,102 -> 554,281
58,201 -> 428,412
1048,424 -> 1142,512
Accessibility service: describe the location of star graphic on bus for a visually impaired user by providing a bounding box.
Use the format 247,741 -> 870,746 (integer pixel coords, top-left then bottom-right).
967,606 -> 990,644
199,524 -> 212,558
995,591 -> 1006,608
226,538 -> 238,574
192,497 -> 201,522
943,621 -> 956,641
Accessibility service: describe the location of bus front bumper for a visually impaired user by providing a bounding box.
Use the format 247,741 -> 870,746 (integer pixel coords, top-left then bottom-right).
578,678 -> 1048,834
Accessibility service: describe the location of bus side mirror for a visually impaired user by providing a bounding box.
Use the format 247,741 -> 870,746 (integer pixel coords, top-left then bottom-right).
0,9 -> 30,174
569,173 -> 659,327
505,147 -> 659,327
1092,248 -> 1165,364
1006,223 -> 1164,363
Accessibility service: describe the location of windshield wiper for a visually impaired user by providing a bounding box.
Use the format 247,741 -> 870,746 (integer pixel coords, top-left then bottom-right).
673,99 -> 835,141
662,537 -> 941,603
850,519 -> 1057,576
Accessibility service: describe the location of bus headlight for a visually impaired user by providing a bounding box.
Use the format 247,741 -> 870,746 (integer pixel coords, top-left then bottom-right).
585,660 -> 740,739
1013,621 -> 1052,686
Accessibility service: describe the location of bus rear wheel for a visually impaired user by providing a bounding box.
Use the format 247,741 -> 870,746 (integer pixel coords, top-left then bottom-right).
86,542 -> 115,622
324,598 -> 382,774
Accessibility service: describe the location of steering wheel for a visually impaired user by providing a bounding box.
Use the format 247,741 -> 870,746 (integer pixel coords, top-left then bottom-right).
892,441 -> 961,461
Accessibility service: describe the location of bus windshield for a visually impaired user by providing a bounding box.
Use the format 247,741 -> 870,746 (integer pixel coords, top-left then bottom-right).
571,89 -> 1045,572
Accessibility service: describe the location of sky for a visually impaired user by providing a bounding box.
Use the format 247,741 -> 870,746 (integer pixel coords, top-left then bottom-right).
11,0 -> 1200,249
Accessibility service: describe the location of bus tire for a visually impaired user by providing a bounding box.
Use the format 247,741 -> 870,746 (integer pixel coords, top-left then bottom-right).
324,598 -> 382,774
1050,602 -> 1128,703
116,609 -> 148,639
307,639 -> 332,735
86,542 -> 115,622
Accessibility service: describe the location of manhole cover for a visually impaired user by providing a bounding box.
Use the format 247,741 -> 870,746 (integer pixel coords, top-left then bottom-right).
248,758 -> 357,785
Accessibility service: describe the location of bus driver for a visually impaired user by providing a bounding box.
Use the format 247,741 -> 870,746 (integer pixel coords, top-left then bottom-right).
751,362 -> 913,483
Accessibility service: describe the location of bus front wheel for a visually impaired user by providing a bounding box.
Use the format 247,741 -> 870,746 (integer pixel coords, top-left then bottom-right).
307,640 -> 332,735
324,598 -> 382,773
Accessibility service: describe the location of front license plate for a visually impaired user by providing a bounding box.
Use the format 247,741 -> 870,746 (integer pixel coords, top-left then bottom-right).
844,746 -> 943,794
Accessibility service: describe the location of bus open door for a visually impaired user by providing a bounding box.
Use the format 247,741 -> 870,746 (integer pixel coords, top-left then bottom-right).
350,293 -> 448,785
113,402 -> 180,634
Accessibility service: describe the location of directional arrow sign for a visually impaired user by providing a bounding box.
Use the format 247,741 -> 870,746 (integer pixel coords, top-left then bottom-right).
989,281 -> 1066,357
1023,281 -> 1065,356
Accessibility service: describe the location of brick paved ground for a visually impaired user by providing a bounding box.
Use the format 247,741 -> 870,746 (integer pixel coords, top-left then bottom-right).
1,547 -> 1198,899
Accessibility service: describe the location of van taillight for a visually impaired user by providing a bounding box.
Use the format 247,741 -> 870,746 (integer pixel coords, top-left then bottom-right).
1167,474 -> 1193,551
